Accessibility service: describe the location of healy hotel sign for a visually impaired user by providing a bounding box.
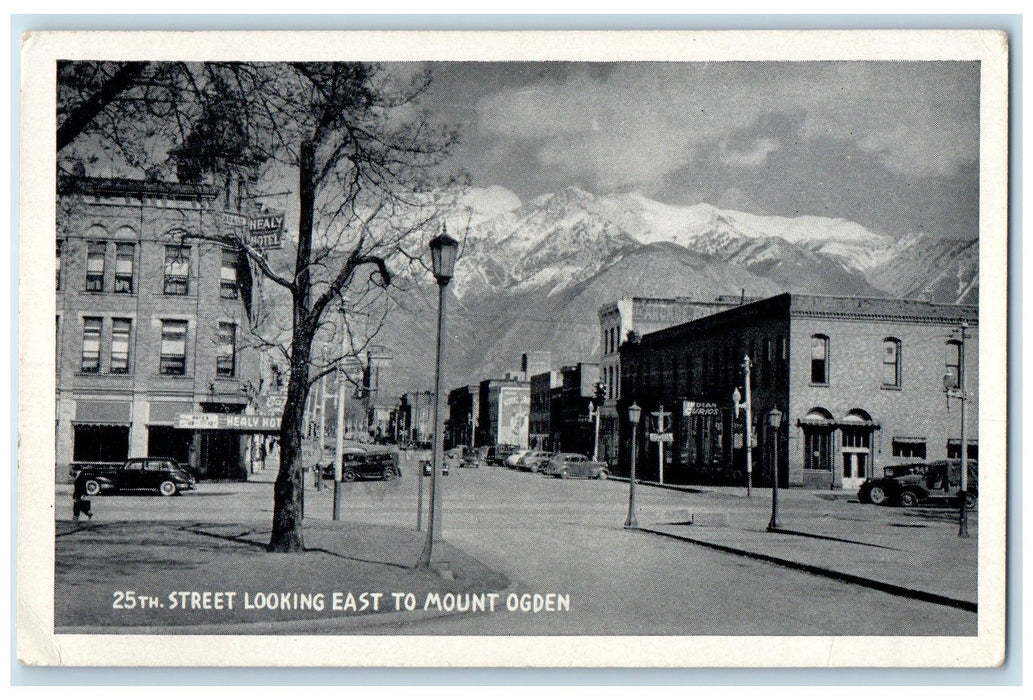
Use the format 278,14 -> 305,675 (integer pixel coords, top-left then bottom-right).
223,211 -> 285,251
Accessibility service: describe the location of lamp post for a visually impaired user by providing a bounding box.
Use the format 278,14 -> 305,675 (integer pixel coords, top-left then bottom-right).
625,402 -> 642,529
766,407 -> 783,532
945,319 -> 970,538
417,226 -> 458,570
732,354 -> 753,498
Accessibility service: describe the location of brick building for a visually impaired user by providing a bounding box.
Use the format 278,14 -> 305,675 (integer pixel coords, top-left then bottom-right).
617,294 -> 978,489
445,385 -> 479,449
596,296 -> 751,466
476,378 -> 530,448
529,371 -> 561,449
56,176 -> 261,479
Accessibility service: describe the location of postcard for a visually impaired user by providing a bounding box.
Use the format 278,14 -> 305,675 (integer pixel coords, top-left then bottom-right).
18,28 -> 1008,667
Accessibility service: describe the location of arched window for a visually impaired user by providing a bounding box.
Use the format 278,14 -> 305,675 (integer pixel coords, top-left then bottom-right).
810,335 -> 829,385
945,340 -> 962,389
882,338 -> 901,388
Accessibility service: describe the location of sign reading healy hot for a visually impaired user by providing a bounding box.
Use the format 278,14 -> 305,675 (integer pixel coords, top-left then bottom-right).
178,413 -> 282,432
248,212 -> 285,250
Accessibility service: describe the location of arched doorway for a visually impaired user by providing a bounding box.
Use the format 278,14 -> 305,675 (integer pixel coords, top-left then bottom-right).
839,409 -> 878,489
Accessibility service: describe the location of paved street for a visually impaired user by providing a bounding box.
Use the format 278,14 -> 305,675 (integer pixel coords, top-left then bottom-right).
57,454 -> 977,636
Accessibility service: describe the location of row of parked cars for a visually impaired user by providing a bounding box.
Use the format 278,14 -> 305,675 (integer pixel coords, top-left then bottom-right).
487,447 -> 610,480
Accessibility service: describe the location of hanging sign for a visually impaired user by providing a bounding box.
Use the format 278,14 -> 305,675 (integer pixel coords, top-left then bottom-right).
248,212 -> 285,250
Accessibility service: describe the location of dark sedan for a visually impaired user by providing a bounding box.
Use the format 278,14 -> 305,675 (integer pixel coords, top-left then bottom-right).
74,457 -> 196,496
858,459 -> 977,509
321,448 -> 400,482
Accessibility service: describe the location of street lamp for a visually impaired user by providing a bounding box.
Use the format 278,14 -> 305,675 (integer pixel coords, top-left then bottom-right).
417,225 -> 459,570
625,402 -> 642,529
766,407 -> 783,532
732,353 -> 753,498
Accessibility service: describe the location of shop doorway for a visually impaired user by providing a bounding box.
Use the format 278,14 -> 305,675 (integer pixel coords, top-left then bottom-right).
840,410 -> 877,489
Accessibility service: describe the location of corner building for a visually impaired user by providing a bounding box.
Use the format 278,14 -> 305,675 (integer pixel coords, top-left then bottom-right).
618,294 -> 978,489
56,176 -> 259,479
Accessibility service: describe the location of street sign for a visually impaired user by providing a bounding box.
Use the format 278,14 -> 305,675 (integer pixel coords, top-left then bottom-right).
649,432 -> 673,443
178,413 -> 281,432
683,401 -> 722,417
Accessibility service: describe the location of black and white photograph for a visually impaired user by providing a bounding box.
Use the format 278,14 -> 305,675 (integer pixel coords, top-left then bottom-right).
17,29 -> 1008,667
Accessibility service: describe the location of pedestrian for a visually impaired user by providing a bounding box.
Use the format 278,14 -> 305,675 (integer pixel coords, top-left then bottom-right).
72,470 -> 93,524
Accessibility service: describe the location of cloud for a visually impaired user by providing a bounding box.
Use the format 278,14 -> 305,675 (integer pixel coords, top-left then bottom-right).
473,62 -> 979,193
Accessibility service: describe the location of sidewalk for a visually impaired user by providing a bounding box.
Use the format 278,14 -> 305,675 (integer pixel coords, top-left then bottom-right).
634,483 -> 978,611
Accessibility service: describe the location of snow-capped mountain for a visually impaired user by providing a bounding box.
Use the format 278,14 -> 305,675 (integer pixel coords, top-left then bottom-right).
377,186 -> 977,394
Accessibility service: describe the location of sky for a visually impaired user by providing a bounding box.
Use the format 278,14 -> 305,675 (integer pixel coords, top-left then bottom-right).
418,61 -> 980,240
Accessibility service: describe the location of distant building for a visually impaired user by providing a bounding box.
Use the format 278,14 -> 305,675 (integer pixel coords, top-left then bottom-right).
529,371 -> 561,450
396,390 -> 435,444
597,296 -> 750,466
550,362 -> 600,457
617,293 -> 978,489
477,378 -> 530,448
56,176 -> 260,479
445,385 -> 479,449
520,351 -> 553,380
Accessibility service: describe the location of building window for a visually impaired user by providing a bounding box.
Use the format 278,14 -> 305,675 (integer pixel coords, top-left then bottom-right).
160,320 -> 188,375
882,338 -> 901,388
80,317 -> 101,373
892,438 -> 926,459
810,335 -> 829,384
56,240 -> 63,290
114,243 -> 135,294
110,319 -> 131,374
217,322 -> 236,377
945,340 -> 962,389
164,245 -> 190,295
86,241 -> 105,292
220,248 -> 239,299
947,440 -> 978,460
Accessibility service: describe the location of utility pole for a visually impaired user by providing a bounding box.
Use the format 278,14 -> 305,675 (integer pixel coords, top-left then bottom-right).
733,354 -> 753,498
316,347 -> 326,492
651,404 -> 670,485
332,304 -> 347,521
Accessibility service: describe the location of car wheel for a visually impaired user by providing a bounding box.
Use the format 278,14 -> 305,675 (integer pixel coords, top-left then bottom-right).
84,480 -> 101,496
868,485 -> 888,506
898,490 -> 919,508
382,469 -> 396,481
559,469 -> 570,479
596,470 -> 608,480
964,493 -> 977,510
342,469 -> 357,482
159,480 -> 178,496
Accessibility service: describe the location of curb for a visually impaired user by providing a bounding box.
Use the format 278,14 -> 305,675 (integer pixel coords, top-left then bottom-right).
636,526 -> 977,613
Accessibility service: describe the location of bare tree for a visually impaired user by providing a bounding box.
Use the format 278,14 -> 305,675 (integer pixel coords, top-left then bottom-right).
58,61 -> 460,551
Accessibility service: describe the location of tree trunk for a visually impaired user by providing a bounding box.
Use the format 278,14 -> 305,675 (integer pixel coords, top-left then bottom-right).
268,364 -> 308,551
268,140 -> 316,552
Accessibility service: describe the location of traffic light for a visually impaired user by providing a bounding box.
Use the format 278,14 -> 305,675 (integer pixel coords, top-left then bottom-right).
594,382 -> 607,404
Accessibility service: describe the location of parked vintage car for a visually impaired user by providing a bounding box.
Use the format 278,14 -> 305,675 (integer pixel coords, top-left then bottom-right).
321,448 -> 401,482
458,446 -> 481,468
486,444 -> 519,466
72,457 -> 196,496
505,449 -> 534,469
545,453 -> 609,480
517,451 -> 553,473
858,459 -> 977,509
